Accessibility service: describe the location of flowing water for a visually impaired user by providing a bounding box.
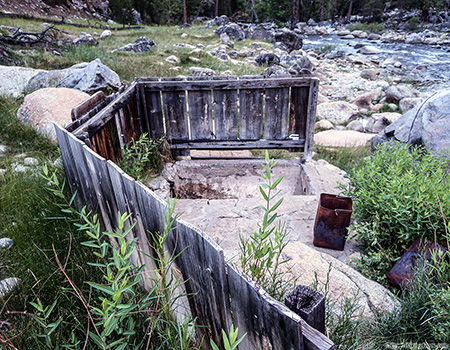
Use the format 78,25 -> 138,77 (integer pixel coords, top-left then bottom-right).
304,34 -> 450,92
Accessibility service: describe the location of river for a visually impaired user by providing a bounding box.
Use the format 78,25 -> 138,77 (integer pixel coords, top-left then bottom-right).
303,34 -> 450,92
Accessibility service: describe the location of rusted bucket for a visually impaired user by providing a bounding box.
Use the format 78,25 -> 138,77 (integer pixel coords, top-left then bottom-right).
313,193 -> 353,251
387,238 -> 447,288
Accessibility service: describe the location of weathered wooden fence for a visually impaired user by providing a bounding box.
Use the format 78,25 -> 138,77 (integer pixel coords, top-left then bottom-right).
56,76 -> 334,350
68,76 -> 319,161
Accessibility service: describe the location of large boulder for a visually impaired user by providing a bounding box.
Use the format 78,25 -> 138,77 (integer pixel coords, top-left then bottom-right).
274,28 -> 303,52
57,59 -> 122,94
316,101 -> 359,125
372,89 -> 450,154
255,53 -> 280,67
72,33 -> 98,46
115,36 -> 156,53
314,130 -> 375,147
245,24 -> 275,41
17,87 -> 90,139
386,85 -> 415,103
215,23 -> 245,40
0,66 -> 45,98
24,59 -> 121,95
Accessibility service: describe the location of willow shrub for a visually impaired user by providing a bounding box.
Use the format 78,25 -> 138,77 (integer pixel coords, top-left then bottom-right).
343,143 -> 450,277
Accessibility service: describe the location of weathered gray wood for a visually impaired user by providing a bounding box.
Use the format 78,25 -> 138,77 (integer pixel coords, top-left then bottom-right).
213,77 -> 238,140
227,263 -> 278,350
161,78 -> 188,141
139,77 -> 315,91
105,160 -> 145,272
265,87 -> 289,140
301,320 -> 335,350
170,139 -> 305,149
165,220 -> 231,349
71,91 -> 105,121
187,87 -> 213,141
54,124 -> 83,210
66,130 -> 100,213
304,78 -> 319,161
285,285 -> 326,334
73,82 -> 137,137
289,86 -> 310,140
239,84 -> 264,140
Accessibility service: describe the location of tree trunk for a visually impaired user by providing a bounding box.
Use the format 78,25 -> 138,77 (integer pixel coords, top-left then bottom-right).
85,0 -> 93,13
291,0 -> 300,28
320,0 -> 325,22
346,0 -> 353,21
183,0 -> 188,23
250,0 -> 259,22
215,0 -> 220,17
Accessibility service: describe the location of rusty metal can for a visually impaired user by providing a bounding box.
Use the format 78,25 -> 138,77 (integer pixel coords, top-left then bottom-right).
313,193 -> 353,251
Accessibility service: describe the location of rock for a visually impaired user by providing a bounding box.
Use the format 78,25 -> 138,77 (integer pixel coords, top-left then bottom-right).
373,89 -> 450,155
399,97 -> 424,112
72,33 -> 98,46
360,69 -> 379,81
370,113 -> 401,133
0,145 -> 7,157
273,42 -> 289,52
314,119 -> 334,131
316,101 -> 359,125
274,28 -> 303,52
215,23 -> 245,40
358,45 -> 383,55
0,278 -> 21,299
215,15 -> 230,26
246,24 -> 275,42
166,55 -> 180,63
280,55 -> 312,71
181,33 -> 188,38
284,242 -> 399,317
265,66 -> 290,77
0,238 -> 14,249
115,36 -> 156,53
12,164 -> 29,173
24,157 -> 38,166
346,120 -> 364,132
100,30 -> 111,39
179,23 -> 191,29
17,87 -> 89,140
367,33 -> 381,40
220,33 -> 234,48
189,67 -> 216,77
0,66 -> 46,98
352,92 -> 375,109
255,53 -> 279,67
405,33 -> 423,44
0,169 -> 6,176
314,130 -> 375,147
337,30 -> 351,36
386,85 -> 414,103
57,59 -> 122,94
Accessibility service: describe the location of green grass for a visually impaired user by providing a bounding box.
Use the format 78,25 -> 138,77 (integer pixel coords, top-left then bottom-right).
313,145 -> 371,175
346,22 -> 385,34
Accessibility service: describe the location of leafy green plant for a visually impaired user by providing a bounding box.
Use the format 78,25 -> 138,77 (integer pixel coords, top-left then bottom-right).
342,142 -> 450,280
210,325 -> 246,350
239,150 -> 295,301
119,133 -> 165,182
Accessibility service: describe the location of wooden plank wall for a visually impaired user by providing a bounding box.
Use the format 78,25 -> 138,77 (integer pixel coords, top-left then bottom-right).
55,124 -> 334,350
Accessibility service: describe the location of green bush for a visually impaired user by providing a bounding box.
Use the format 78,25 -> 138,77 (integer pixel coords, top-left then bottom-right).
343,142 -> 450,279
346,22 -> 385,34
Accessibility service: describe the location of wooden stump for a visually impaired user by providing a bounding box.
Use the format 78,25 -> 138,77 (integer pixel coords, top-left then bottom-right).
285,285 -> 326,334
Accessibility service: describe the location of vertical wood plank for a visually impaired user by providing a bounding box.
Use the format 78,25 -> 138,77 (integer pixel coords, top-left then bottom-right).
239,77 -> 264,140
144,79 -> 165,139
303,78 -> 319,161
213,76 -> 238,140
162,78 -> 188,141
187,77 -> 213,141
289,86 -> 310,139
165,220 -> 232,349
138,82 -> 151,136
265,87 -> 289,140
228,263 -> 305,350
66,131 -> 99,213
54,124 -> 83,210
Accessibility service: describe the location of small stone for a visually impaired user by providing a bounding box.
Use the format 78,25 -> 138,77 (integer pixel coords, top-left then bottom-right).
0,278 -> 21,299
166,55 -> 180,64
189,67 -> 216,77
24,157 -> 38,166
0,144 -> 7,157
360,69 -> 379,81
346,120 -> 364,132
181,33 -> 188,38
314,119 -> 334,131
100,30 -> 112,39
0,169 -> 6,176
12,164 -> 29,173
0,238 -> 14,249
